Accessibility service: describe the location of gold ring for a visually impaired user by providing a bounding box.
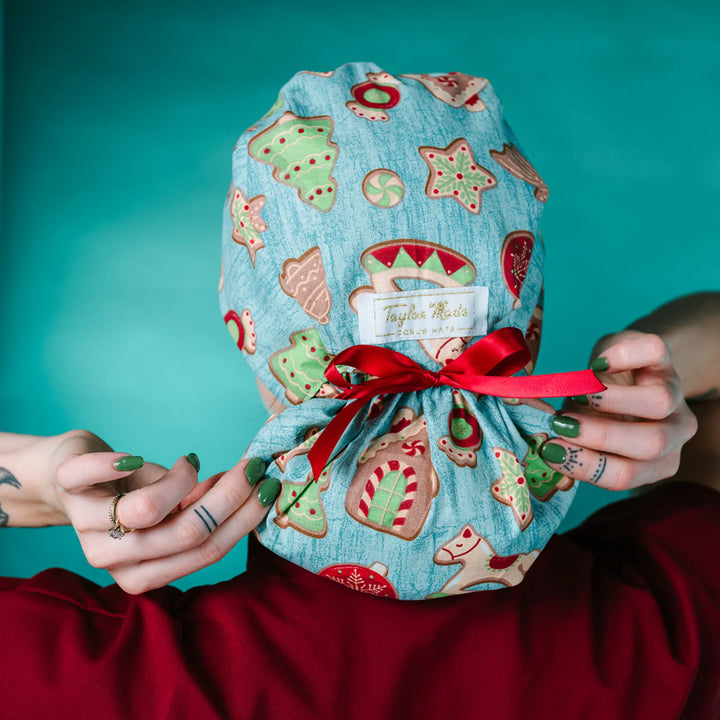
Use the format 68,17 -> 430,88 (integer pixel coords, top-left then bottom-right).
108,493 -> 131,540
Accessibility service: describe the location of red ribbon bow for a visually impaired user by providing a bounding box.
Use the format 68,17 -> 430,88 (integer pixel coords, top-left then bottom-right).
307,327 -> 605,482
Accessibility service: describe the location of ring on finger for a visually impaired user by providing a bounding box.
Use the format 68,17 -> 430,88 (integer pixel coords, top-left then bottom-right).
108,493 -> 132,540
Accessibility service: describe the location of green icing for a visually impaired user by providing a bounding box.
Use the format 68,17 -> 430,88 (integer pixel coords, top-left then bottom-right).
523,434 -> 568,500
270,329 -> 332,402
364,88 -> 391,105
367,469 -> 405,527
278,465 -> 331,536
451,417 -> 472,440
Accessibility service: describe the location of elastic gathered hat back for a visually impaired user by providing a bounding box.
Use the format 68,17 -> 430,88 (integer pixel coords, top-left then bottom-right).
219,62 -> 571,600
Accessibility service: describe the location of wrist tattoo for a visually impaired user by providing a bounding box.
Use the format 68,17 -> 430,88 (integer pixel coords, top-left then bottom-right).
0,467 -> 21,528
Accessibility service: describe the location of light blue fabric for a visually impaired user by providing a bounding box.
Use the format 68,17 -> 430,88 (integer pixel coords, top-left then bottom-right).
219,62 -> 570,600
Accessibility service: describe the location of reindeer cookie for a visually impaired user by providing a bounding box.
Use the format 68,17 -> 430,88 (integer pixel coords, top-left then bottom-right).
431,524 -> 540,596
345,407 -> 439,541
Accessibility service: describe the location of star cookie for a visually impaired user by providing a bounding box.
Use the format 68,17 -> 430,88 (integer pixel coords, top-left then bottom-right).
419,139 -> 496,214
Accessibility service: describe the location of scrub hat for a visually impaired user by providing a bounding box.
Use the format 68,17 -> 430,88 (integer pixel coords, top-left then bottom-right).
219,62 -> 600,600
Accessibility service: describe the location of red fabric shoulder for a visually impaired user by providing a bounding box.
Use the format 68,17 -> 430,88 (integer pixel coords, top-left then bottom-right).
0,482 -> 718,720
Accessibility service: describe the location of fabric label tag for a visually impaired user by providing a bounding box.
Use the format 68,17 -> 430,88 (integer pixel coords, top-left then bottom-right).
357,286 -> 489,344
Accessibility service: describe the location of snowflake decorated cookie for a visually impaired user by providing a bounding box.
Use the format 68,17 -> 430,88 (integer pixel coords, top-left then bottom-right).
318,561 -> 398,598
230,188 -> 268,267
490,447 -> 533,531
345,71 -> 401,122
401,72 -> 489,112
500,231 -> 534,310
419,139 -> 496,214
224,309 -> 256,354
248,111 -> 338,212
279,246 -> 332,325
269,328 -> 335,405
522,433 -> 574,502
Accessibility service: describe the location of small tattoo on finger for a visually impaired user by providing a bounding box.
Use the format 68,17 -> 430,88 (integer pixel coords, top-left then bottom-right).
560,447 -> 583,474
591,454 -> 607,483
194,505 -> 218,533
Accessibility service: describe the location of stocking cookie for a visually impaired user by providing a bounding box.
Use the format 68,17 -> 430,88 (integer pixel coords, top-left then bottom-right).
522,433 -> 574,501
490,142 -> 549,203
362,169 -> 405,208
279,246 -> 332,325
437,390 -> 483,468
318,561 -> 398,598
346,408 -> 439,541
501,231 -> 534,310
490,447 -> 533,531
269,329 -> 335,404
432,524 -> 540,595
248,111 -> 339,212
401,72 -> 489,112
230,188 -> 268,266
224,309 -> 256,354
419,139 -> 496,214
349,239 -> 476,365
345,71 -> 401,122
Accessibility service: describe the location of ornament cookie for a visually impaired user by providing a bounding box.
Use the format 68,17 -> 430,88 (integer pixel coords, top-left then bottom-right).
500,231 -> 534,310
345,71 -> 401,122
490,142 -> 548,203
318,561 -> 398,598
437,390 -> 483,468
433,524 -> 540,595
269,329 -> 336,404
230,188 -> 268,267
224,309 -> 256,354
248,111 -> 338,212
419,139 -> 496,214
362,169 -> 405,208
490,447 -> 533,531
402,72 -> 489,112
346,408 -> 439,541
349,239 -> 477,365
523,433 -> 574,501
279,246 -> 332,325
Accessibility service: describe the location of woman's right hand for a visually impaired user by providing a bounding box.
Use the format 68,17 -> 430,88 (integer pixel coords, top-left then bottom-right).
51,431 -> 280,594
539,331 -> 698,491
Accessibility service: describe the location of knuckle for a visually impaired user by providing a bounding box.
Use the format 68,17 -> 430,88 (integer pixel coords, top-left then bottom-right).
126,493 -> 163,528
177,518 -> 208,551
651,386 -> 675,419
644,333 -> 667,362
116,576 -> 147,595
640,428 -> 666,460
82,545 -> 107,569
199,538 -> 227,567
612,460 -> 636,491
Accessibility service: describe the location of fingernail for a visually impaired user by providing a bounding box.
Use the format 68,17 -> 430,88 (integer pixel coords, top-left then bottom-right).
551,415 -> 581,438
572,394 -> 590,406
540,442 -> 567,464
186,453 -> 200,473
113,455 -> 144,471
245,457 -> 267,486
257,477 -> 282,507
590,357 -> 609,372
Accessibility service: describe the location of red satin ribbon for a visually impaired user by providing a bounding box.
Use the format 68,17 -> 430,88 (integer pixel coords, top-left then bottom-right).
307,327 -> 605,482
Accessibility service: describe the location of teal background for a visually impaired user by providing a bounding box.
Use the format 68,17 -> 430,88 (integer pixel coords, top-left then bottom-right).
1,0 -> 719,589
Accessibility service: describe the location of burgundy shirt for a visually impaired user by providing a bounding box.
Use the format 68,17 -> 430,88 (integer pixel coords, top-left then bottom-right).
1,482 -> 718,719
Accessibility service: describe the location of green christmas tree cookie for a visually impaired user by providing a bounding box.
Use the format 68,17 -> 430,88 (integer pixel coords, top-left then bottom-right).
274,462 -> 333,539
269,328 -> 334,405
248,111 -> 338,212
490,447 -> 533,531
522,433 -> 574,501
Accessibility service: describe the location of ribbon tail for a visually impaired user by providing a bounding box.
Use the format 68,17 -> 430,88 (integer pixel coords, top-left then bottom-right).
445,369 -> 605,398
307,395 -> 373,482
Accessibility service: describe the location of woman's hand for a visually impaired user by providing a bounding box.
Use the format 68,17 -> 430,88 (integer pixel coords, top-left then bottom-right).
540,331 -> 698,491
52,431 -> 279,594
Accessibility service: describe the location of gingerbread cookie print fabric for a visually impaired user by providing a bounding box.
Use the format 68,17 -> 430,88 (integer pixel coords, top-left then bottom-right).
220,63 -> 565,601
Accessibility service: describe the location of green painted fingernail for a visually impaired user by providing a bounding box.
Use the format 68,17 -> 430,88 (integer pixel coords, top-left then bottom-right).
186,453 -> 200,473
552,415 -> 581,438
257,477 -> 281,507
572,394 -> 590,405
590,357 -> 609,372
113,455 -> 144,471
245,457 -> 267,486
540,443 -> 567,464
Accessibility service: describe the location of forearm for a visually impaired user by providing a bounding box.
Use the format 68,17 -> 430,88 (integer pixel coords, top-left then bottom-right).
0,432 -> 71,527
628,292 -> 720,400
